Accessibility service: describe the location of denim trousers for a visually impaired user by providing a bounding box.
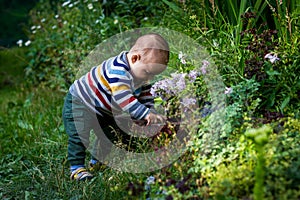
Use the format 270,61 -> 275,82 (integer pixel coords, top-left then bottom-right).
62,92 -> 132,166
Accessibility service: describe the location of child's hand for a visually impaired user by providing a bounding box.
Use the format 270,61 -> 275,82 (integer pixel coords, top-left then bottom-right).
144,112 -> 166,126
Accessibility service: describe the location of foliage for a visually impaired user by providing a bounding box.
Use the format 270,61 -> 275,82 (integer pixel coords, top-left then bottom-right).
2,0 -> 300,199
25,0 -> 108,89
24,0 -> 167,90
246,125 -> 272,200
0,47 -> 28,90
266,0 -> 300,43
261,31 -> 300,114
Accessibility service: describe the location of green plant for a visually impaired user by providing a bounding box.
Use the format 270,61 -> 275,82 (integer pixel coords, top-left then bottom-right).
25,0 -> 109,89
260,32 -> 300,114
23,0 -> 168,90
0,47 -> 28,90
245,125 -> 272,200
264,117 -> 300,199
266,0 -> 300,43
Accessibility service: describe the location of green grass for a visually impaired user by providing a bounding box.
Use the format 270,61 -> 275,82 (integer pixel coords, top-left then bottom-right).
0,47 -> 149,199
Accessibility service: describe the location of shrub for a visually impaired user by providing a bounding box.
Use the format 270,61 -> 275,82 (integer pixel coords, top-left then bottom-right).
24,0 -> 167,89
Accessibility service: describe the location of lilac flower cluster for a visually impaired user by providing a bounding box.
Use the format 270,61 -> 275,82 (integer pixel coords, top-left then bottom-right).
151,52 -> 211,111
150,70 -> 202,110
151,72 -> 187,98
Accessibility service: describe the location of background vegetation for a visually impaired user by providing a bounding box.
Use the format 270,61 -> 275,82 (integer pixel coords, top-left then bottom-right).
0,0 -> 38,47
1,0 -> 299,199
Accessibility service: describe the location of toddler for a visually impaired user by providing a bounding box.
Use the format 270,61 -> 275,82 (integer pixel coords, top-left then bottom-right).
62,33 -> 169,180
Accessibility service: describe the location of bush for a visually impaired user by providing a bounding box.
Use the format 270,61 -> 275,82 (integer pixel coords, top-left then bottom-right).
24,0 -> 167,89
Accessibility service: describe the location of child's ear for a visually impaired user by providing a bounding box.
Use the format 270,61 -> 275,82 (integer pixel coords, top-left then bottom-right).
131,54 -> 141,64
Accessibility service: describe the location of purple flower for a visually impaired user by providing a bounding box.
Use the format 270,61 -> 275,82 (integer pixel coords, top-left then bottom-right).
176,77 -> 186,92
201,60 -> 209,75
150,83 -> 159,97
171,73 -> 187,93
151,72 -> 193,100
188,70 -> 199,82
181,97 -> 196,107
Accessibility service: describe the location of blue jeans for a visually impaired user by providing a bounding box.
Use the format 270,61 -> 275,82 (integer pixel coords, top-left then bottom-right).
62,92 -> 132,166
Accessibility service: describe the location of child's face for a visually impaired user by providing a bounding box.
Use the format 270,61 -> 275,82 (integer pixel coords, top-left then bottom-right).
129,53 -> 167,86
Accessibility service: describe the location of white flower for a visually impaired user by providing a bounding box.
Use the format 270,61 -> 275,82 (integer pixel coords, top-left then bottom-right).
143,17 -> 148,21
178,51 -> 187,65
145,176 -> 155,191
62,1 -> 70,7
55,15 -> 59,19
145,176 -> 155,185
69,3 -> 74,8
37,25 -> 41,29
41,18 -> 46,23
178,51 -> 184,59
180,58 -> 187,64
224,87 -> 233,95
16,39 -> 23,47
52,25 -> 57,29
87,3 -> 93,10
25,40 -> 31,46
31,26 -> 36,30
264,53 -> 280,63
213,40 -> 219,48
113,19 -> 118,24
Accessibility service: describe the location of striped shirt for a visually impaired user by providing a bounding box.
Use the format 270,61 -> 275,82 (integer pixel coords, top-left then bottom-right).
69,51 -> 154,120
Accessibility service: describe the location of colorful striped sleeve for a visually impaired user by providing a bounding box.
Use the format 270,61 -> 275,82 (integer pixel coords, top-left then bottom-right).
138,84 -> 155,108
110,79 -> 150,120
105,54 -> 150,120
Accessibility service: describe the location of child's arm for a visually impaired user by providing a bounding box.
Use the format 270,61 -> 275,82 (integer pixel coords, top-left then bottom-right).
138,84 -> 156,112
136,84 -> 166,125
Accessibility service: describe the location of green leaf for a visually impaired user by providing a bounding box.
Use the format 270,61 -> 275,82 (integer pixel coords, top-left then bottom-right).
266,70 -> 281,76
17,120 -> 33,130
280,96 -> 290,112
162,0 -> 182,13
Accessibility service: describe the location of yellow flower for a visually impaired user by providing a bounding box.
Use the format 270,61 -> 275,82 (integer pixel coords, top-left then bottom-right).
189,15 -> 196,20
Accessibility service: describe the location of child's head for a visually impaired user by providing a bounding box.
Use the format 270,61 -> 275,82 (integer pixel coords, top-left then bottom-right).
127,33 -> 169,85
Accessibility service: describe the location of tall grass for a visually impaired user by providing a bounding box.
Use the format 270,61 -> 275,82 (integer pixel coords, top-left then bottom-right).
0,84 -> 148,199
266,0 -> 300,43
187,0 -> 268,45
